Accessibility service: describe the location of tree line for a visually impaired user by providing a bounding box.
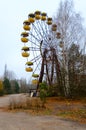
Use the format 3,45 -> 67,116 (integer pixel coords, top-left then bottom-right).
46,0 -> 86,98
0,64 -> 31,96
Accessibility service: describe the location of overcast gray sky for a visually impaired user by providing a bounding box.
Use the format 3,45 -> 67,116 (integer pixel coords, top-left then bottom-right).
0,0 -> 86,81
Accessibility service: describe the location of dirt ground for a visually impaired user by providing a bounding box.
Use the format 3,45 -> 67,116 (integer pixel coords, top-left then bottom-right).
0,94 -> 86,130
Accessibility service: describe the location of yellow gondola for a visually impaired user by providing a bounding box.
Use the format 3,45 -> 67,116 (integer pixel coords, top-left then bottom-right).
21,46 -> 30,51
21,32 -> 28,37
47,18 -> 52,25
32,74 -> 39,78
59,41 -> 64,48
21,37 -> 28,43
25,67 -> 33,72
56,32 -> 61,39
23,20 -> 30,25
52,24 -> 57,31
28,13 -> 35,23
26,61 -> 33,66
29,17 -> 35,23
41,12 -> 47,21
35,11 -> 41,20
23,25 -> 31,31
21,52 -> 30,57
32,79 -> 38,85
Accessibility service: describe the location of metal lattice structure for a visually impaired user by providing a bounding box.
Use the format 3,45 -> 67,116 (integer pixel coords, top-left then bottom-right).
20,11 -> 63,88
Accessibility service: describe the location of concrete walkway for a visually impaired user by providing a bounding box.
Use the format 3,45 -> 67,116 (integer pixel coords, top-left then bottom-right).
0,111 -> 86,130
0,94 -> 86,130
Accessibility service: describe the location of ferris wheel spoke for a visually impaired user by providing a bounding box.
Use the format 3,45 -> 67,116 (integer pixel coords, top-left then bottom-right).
29,31 -> 48,48
33,58 -> 42,73
29,47 -> 40,51
30,54 -> 41,62
29,37 -> 42,48
36,20 -> 49,42
30,47 -> 45,51
38,21 -> 53,45
29,32 -> 41,44
31,22 -> 43,40
42,21 -> 51,39
32,20 -> 50,46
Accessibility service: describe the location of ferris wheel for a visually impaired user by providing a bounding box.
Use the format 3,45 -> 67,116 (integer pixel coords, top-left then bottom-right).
20,11 -> 63,87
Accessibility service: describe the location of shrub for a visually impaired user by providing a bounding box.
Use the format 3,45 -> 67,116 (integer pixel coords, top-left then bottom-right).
39,82 -> 48,107
0,80 -> 4,96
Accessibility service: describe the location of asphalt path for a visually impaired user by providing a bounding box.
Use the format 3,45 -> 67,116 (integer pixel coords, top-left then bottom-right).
0,94 -> 86,130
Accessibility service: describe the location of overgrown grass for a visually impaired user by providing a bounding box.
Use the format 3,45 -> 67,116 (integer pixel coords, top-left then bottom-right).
8,96 -> 45,111
57,109 -> 86,123
8,95 -> 86,123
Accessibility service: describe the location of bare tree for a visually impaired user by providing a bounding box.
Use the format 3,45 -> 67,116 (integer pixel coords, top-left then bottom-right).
19,78 -> 28,93
54,0 -> 85,97
4,64 -> 16,80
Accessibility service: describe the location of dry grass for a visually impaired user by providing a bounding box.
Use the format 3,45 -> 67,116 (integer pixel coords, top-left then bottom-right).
46,97 -> 86,124
8,95 -> 86,123
8,95 -> 43,111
